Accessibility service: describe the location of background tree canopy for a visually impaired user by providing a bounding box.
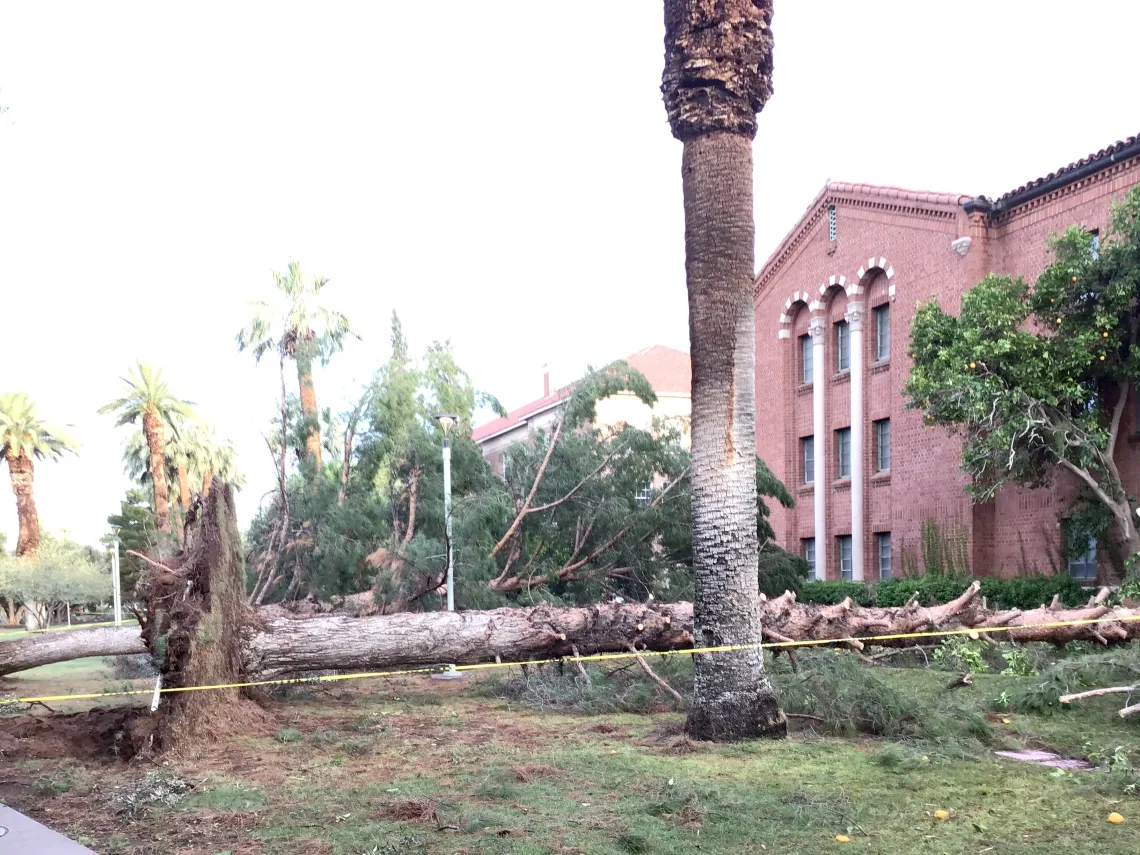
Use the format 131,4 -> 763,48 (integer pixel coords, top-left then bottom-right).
243,312 -> 806,609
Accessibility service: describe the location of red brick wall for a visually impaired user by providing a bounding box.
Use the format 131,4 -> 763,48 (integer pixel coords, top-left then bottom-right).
755,155 -> 1140,582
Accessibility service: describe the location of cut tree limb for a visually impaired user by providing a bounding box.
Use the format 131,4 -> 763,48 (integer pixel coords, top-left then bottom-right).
0,626 -> 147,676
1060,686 -> 1137,704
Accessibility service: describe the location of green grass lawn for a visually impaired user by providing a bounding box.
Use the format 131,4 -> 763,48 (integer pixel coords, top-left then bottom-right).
5,650 -> 1139,855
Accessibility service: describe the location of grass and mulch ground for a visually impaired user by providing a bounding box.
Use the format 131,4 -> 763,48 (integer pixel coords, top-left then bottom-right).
1,644 -> 1139,854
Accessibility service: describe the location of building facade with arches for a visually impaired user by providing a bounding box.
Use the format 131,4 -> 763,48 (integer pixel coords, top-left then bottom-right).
753,134 -> 1140,583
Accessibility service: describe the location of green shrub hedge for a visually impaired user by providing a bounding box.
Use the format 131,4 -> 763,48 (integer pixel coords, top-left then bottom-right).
799,574 -> 1089,611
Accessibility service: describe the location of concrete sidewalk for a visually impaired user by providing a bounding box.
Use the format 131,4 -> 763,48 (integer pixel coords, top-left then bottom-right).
0,805 -> 96,853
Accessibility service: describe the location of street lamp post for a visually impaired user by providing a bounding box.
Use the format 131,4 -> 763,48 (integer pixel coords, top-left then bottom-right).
432,412 -> 464,681
111,529 -> 122,627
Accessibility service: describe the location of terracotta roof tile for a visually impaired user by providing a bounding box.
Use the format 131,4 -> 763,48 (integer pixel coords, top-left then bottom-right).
996,133 -> 1140,204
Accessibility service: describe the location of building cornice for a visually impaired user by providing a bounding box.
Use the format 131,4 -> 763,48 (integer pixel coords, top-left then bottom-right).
754,183 -> 966,300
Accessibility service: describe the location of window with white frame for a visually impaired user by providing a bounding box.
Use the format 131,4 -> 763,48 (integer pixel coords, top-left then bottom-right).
836,320 -> 850,372
501,452 -> 510,481
874,419 -> 890,472
1068,540 -> 1097,581
803,435 -> 815,484
838,535 -> 853,581
803,538 -> 817,581
828,205 -> 837,242
874,304 -> 890,361
801,333 -> 813,384
836,428 -> 851,479
1091,230 -> 1100,260
877,532 -> 892,580
635,485 -> 653,509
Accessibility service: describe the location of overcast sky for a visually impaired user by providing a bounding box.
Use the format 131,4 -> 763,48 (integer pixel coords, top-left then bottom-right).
1,1 -> 1137,549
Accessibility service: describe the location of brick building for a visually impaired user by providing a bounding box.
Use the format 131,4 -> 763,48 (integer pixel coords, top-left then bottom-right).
754,134 -> 1140,583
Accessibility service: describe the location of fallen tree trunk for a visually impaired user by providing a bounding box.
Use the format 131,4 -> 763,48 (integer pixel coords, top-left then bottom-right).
0,626 -> 147,676
6,579 -> 1140,680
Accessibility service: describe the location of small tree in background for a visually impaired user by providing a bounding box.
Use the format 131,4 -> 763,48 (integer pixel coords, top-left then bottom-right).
907,187 -> 1140,578
103,487 -> 159,598
0,533 -> 109,630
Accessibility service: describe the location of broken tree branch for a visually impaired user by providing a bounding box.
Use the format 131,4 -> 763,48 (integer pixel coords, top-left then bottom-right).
629,644 -> 684,705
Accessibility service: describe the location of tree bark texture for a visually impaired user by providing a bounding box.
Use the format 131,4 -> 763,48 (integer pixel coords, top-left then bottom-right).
177,463 -> 191,518
295,342 -> 322,469
5,581 -> 1140,681
202,469 -> 213,498
663,0 -> 779,742
5,450 -> 40,556
138,483 -> 258,748
142,409 -> 172,534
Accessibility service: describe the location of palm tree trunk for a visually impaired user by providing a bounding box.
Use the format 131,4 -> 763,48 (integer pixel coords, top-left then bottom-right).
177,463 -> 191,515
142,409 -> 172,534
5,450 -> 41,556
202,469 -> 213,498
663,0 -> 783,740
295,341 -> 322,470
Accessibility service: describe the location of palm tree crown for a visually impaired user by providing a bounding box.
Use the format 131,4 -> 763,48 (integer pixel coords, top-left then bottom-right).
98,362 -> 195,428
99,362 -> 194,540
0,393 -> 78,462
1,393 -> 78,555
236,261 -> 356,364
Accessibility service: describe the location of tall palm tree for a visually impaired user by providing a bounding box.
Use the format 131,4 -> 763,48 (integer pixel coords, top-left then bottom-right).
195,428 -> 243,497
661,1 -> 784,740
236,261 -> 356,473
99,363 -> 194,537
0,394 -> 78,556
165,419 -> 209,521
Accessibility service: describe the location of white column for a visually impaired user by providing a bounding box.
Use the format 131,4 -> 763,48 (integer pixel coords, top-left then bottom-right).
846,302 -> 865,582
809,316 -> 827,579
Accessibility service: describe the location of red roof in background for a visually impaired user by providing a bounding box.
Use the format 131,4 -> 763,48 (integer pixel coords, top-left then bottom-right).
626,345 -> 691,395
471,345 -> 690,443
471,390 -> 567,442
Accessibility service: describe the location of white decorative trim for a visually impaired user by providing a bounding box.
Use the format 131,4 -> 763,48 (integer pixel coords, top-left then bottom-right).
857,256 -> 897,285
778,329 -> 791,339
809,300 -> 821,311
785,298 -> 792,309
829,274 -> 836,286
779,313 -> 790,323
888,284 -> 896,297
819,283 -> 827,294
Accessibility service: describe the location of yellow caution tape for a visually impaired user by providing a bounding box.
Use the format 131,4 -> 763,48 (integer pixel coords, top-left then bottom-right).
4,611 -> 1140,707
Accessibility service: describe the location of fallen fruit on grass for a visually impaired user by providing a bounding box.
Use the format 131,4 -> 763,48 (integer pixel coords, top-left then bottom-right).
835,835 -> 851,842
1108,812 -> 1124,824
934,810 -> 950,820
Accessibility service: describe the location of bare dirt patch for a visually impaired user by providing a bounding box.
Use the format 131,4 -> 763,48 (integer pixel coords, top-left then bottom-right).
0,706 -> 155,760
